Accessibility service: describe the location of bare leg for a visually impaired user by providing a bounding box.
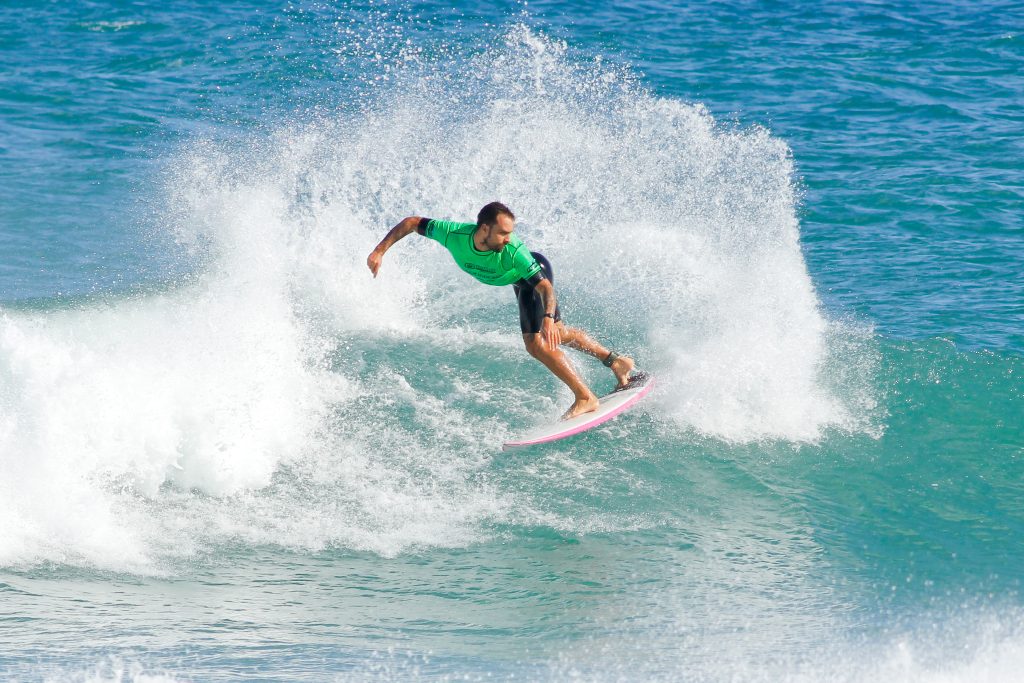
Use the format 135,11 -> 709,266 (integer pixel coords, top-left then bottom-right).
523,333 -> 599,419
558,323 -> 634,387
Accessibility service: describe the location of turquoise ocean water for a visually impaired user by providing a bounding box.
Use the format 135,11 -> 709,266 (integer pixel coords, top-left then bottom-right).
1,1 -> 1022,680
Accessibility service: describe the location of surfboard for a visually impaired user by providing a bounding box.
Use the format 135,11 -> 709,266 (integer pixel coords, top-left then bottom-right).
502,372 -> 655,450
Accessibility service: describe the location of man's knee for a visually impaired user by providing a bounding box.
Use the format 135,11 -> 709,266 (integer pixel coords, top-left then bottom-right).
523,334 -> 546,358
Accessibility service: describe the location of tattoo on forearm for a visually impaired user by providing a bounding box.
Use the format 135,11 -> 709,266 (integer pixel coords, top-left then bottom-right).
542,287 -> 556,316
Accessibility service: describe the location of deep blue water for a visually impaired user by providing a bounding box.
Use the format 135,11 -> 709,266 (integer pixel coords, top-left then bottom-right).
1,1 -> 1022,681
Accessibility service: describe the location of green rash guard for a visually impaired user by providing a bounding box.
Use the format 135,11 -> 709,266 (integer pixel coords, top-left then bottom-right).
419,218 -> 543,287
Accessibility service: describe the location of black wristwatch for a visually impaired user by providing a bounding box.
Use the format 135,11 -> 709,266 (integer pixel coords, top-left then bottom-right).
543,313 -> 556,319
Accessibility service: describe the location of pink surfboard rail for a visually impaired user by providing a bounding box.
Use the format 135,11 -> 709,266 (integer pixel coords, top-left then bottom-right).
502,373 -> 655,450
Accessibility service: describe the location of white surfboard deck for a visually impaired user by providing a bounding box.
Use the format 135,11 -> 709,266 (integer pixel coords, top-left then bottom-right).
502,372 -> 655,451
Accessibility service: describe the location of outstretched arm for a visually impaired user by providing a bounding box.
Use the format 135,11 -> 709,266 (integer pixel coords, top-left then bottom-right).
367,216 -> 424,277
534,278 -> 562,350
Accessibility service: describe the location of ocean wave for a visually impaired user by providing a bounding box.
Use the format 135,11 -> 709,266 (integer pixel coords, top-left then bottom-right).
0,25 -> 880,571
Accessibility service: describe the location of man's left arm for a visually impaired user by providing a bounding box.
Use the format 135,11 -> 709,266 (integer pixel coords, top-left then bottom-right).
534,278 -> 561,350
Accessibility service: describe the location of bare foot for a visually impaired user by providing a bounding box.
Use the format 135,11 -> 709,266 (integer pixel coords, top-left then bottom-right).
610,355 -> 635,387
562,394 -> 599,420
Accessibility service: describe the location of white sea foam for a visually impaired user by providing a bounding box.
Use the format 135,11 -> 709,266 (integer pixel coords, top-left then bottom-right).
0,26 -> 877,571
549,608 -> 1024,683
40,657 -> 184,683
293,24 -> 875,442
79,21 -> 146,32
0,211 -> 334,569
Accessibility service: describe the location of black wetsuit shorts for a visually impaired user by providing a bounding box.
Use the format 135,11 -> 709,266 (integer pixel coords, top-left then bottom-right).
513,252 -> 562,334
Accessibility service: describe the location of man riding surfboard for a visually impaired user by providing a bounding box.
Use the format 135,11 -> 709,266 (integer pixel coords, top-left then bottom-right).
367,202 -> 634,419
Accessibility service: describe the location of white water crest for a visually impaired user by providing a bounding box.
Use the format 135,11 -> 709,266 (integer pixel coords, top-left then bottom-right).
0,25 -> 877,571
288,23 -> 875,441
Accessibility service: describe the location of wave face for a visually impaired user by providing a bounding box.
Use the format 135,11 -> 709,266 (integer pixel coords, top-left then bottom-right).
0,26 -> 878,571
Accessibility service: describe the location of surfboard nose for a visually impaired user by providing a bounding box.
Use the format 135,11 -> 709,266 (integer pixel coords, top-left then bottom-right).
502,372 -> 654,450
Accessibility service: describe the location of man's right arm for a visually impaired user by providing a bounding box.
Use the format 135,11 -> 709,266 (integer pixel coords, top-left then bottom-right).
367,216 -> 426,278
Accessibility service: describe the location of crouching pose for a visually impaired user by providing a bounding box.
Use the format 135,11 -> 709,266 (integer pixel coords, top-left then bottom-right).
367,202 -> 634,419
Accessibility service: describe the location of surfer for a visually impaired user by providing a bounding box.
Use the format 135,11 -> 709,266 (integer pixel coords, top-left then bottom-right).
367,202 -> 634,419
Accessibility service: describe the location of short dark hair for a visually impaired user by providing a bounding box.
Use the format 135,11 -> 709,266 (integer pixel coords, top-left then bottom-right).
477,201 -> 515,227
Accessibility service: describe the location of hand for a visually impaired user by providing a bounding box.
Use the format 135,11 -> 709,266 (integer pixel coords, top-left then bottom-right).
542,317 -> 561,350
367,250 -> 383,278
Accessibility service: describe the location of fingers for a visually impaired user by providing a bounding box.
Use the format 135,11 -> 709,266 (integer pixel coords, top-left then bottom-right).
545,326 -> 560,350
